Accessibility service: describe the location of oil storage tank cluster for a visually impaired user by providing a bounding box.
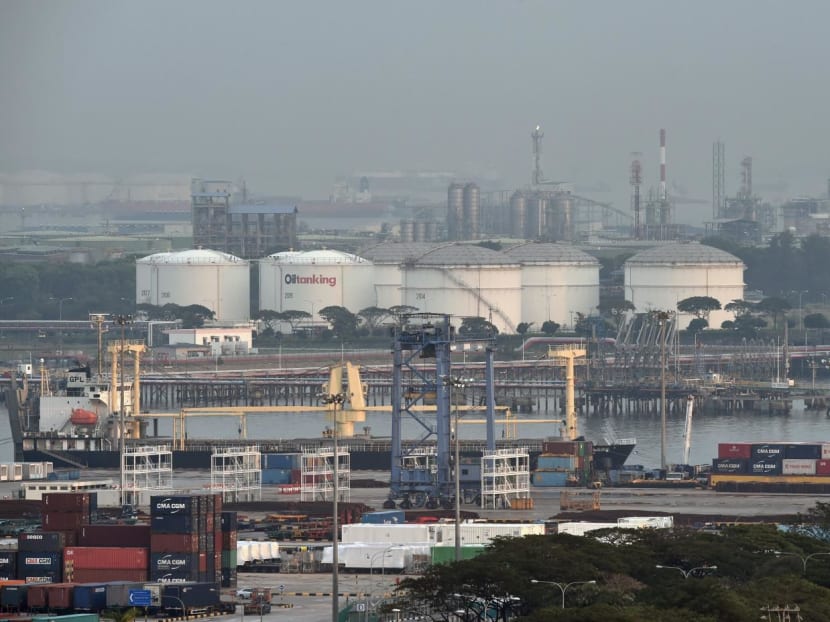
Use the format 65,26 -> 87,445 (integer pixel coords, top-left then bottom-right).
446,182 -> 480,241
258,249 -> 374,323
135,249 -> 250,322
624,243 -> 745,329
502,242 -> 600,329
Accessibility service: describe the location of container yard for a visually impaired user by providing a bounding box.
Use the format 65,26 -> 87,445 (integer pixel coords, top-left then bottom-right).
710,441 -> 830,491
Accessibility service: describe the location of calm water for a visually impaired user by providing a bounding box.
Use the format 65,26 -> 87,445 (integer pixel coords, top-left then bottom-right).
3,400 -> 829,468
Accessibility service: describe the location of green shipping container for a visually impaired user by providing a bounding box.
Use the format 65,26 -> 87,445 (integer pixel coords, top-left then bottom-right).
221,549 -> 238,568
431,546 -> 486,565
34,615 -> 99,622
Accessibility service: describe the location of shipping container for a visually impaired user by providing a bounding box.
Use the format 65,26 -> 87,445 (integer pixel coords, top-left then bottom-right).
104,582 -> 145,608
717,442 -> 753,460
1,583 -> 28,610
42,493 -> 92,512
0,553 -> 16,579
782,459 -> 817,475
150,515 -> 196,534
27,584 -> 49,610
531,470 -> 569,487
220,550 -> 237,568
541,441 -> 592,456
751,444 -> 785,461
70,569 -> 147,584
57,530 -> 78,548
361,510 -> 405,525
262,453 -> 301,470
44,583 -> 75,610
150,553 -> 200,580
261,469 -> 292,485
430,545 -> 485,564
150,533 -> 199,553
72,583 -> 108,612
64,547 -> 148,570
78,525 -> 151,548
817,459 -> 830,475
42,512 -> 87,531
17,552 -> 62,576
150,496 -> 199,517
537,455 -> 577,471
749,459 -> 782,475
162,582 -> 221,614
784,444 -> 822,460
220,512 -> 237,532
822,444 -> 830,460
220,568 -> 237,588
18,532 -> 65,552
340,524 -> 431,545
712,458 -> 748,474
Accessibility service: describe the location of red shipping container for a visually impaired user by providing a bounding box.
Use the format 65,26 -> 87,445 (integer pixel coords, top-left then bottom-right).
817,459 -> 830,475
221,532 -> 237,550
79,525 -> 151,548
717,443 -> 753,459
27,584 -> 49,608
64,547 -> 148,570
68,568 -> 148,583
42,512 -> 88,531
290,469 -> 301,484
42,493 -> 91,511
206,513 -> 214,533
58,529 -> 78,547
214,529 -> 222,552
151,533 -> 199,553
198,552 -> 207,573
213,494 -> 223,517
45,583 -> 75,610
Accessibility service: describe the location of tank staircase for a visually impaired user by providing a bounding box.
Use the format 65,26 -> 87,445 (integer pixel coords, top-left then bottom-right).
438,267 -> 516,332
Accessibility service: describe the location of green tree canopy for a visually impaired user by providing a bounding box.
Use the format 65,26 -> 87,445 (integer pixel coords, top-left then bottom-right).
677,296 -> 722,320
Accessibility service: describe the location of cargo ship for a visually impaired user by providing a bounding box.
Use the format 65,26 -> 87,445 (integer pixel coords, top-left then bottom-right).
5,367 -> 635,472
709,441 -> 830,492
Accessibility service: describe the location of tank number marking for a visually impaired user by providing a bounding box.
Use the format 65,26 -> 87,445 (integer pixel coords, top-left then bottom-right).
284,292 -> 293,299
416,293 -> 426,300
161,292 -> 171,298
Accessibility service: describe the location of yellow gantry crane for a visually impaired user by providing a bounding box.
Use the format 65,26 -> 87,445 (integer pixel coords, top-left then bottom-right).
547,345 -> 587,440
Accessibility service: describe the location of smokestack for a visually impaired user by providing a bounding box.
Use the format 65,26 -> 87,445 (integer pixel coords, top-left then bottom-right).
659,129 -> 667,201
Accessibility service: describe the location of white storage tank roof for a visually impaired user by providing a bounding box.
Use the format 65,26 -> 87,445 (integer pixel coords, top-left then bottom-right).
135,248 -> 250,322
413,243 -> 516,266
502,242 -> 600,329
358,242 -> 436,263
268,249 -> 369,265
625,242 -> 745,329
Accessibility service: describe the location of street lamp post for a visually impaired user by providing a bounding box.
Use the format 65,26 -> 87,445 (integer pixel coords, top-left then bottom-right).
530,579 -> 596,609
655,311 -> 672,471
655,564 -> 718,579
114,314 -> 131,506
319,391 -> 346,622
770,550 -> 830,575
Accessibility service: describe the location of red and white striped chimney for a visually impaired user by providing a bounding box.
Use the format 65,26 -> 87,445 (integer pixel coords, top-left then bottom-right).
659,128 -> 667,201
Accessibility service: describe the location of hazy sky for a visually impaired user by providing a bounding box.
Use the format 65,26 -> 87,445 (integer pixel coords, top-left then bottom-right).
2,1 -> 828,224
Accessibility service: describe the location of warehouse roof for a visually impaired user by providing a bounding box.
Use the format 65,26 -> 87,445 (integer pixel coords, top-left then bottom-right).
625,242 -> 743,265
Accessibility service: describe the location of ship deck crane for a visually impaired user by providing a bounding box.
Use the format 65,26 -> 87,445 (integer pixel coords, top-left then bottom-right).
547,346 -> 587,440
682,395 -> 694,465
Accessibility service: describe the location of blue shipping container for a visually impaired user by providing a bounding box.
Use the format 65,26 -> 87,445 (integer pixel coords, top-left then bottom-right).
531,471 -> 569,487
220,512 -> 238,532
150,496 -> 198,516
751,444 -> 785,461
750,459 -> 782,475
537,456 -> 576,471
261,468 -> 292,485
1,584 -> 28,609
151,514 -> 196,533
262,453 -> 300,470
712,458 -> 748,474
361,510 -> 405,524
784,444 -> 822,460
72,584 -> 108,612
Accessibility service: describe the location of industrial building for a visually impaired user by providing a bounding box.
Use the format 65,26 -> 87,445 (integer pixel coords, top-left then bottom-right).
624,243 -> 745,329
135,249 -> 251,322
191,178 -> 297,259
258,249 -> 375,323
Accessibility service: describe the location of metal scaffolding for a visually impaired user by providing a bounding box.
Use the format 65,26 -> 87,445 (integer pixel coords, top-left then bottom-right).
300,447 -> 350,502
480,448 -> 530,510
122,444 -> 173,506
210,445 -> 262,503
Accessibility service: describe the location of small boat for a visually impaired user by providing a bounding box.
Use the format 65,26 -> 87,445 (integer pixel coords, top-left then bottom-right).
70,408 -> 98,426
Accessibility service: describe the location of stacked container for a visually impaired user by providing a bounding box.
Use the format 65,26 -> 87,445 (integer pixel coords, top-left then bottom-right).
17,532 -> 64,584
64,547 -> 148,583
0,551 -> 17,580
219,511 -> 238,588
150,494 -> 223,584
41,493 -> 95,546
261,453 -> 301,486
532,441 -> 594,487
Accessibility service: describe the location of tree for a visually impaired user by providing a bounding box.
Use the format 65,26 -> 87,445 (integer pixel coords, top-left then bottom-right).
254,309 -> 284,334
756,297 -> 791,330
597,299 -> 635,329
281,309 -> 312,333
541,320 -> 560,336
725,299 -> 755,318
687,318 -> 708,334
318,305 -> 359,338
357,306 -> 391,334
804,313 -> 830,330
677,296 -> 721,320
459,316 -> 498,338
516,322 -> 534,335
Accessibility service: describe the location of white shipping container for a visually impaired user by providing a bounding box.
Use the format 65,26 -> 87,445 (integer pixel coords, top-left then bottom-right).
321,543 -> 428,571
0,465 -> 7,482
341,524 -> 431,545
430,523 -> 545,546
782,459 -> 817,475
10,464 -> 22,481
821,445 -> 830,460
556,522 -> 619,536
617,516 -> 674,529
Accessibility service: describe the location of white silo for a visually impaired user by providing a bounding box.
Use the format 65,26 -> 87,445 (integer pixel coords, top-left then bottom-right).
402,244 -> 522,333
503,242 -> 600,329
258,250 -> 374,320
624,242 -> 745,328
357,242 -> 437,311
135,249 -> 250,322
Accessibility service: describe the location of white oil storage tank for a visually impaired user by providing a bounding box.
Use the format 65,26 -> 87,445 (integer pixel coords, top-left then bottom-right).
502,242 -> 600,329
624,242 -> 745,329
135,249 -> 250,321
357,242 -> 436,311
402,243 -> 522,333
258,250 -> 374,321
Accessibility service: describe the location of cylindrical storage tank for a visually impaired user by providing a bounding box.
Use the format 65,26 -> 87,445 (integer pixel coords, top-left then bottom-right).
258,250 -> 375,324
135,249 -> 250,322
400,220 -> 415,242
624,243 -> 745,328
509,191 -> 526,239
447,183 -> 464,241
525,195 -> 547,239
503,243 -> 600,330
424,221 -> 438,242
401,244 -> 522,334
357,242 -> 436,310
555,195 -> 574,241
462,182 -> 480,240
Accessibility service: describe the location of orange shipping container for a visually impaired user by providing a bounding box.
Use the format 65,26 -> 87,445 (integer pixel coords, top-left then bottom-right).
64,547 -> 148,570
